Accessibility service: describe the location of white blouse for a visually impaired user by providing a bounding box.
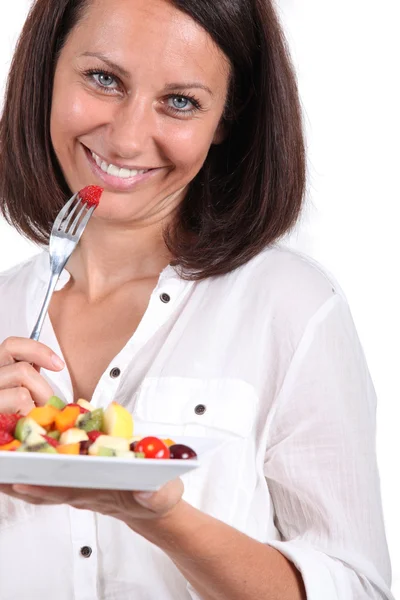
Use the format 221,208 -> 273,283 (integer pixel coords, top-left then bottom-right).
0,245 -> 393,600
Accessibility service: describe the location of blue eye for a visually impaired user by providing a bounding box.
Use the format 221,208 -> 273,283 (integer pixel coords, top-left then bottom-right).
165,94 -> 202,116
171,96 -> 191,110
93,72 -> 117,88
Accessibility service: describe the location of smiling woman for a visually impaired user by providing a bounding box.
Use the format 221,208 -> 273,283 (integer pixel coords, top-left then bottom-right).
0,1 -> 393,600
0,0 -> 304,278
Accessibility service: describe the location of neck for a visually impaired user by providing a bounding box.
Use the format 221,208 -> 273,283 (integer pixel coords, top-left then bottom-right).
65,218 -> 172,301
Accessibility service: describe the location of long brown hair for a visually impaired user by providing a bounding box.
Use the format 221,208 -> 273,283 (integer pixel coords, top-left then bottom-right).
0,0 -> 306,280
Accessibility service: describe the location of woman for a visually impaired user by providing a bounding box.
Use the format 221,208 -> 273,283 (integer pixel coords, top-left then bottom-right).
0,0 -> 393,598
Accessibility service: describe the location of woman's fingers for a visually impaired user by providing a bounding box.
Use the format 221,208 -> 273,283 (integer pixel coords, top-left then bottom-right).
0,362 -> 55,407
0,387 -> 35,415
0,337 -> 64,410
0,337 -> 64,371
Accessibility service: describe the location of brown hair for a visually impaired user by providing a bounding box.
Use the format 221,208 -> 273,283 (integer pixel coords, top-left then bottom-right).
0,0 -> 305,280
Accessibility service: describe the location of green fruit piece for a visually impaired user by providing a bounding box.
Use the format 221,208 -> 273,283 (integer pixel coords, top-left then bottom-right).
135,452 -> 145,459
14,417 -> 46,443
98,447 -> 115,457
36,444 -> 58,454
25,441 -> 58,454
77,408 -> 104,432
46,430 -> 61,441
46,396 -> 66,410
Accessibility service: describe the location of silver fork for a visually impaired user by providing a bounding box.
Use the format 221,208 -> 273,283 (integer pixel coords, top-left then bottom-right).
30,191 -> 97,341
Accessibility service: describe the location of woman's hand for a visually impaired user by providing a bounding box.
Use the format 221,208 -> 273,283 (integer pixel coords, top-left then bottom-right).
0,477 -> 184,525
0,336 -> 65,414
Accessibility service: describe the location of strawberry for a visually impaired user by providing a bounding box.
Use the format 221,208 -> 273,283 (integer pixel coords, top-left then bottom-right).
79,185 -> 103,207
41,435 -> 60,448
87,430 -> 102,443
0,414 -> 21,435
0,431 -> 14,446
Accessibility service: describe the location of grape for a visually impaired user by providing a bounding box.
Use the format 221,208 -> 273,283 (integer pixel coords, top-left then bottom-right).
169,444 -> 197,460
79,440 -> 91,455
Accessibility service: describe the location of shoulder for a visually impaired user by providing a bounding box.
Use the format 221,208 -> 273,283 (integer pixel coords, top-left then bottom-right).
223,244 -> 345,330
234,244 -> 340,294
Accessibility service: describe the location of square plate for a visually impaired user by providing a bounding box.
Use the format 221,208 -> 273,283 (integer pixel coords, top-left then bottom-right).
0,436 -> 221,491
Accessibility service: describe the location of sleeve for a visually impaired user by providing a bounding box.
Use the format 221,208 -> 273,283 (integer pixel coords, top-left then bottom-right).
263,294 -> 394,600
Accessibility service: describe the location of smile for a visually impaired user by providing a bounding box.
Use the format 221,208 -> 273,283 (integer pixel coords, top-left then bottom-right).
90,150 -> 150,180
84,145 -> 161,191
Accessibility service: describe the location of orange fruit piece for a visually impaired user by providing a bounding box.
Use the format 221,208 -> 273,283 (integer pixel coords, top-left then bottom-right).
54,405 -> 81,433
57,443 -> 80,455
28,405 -> 59,428
0,439 -> 21,451
162,438 -> 176,447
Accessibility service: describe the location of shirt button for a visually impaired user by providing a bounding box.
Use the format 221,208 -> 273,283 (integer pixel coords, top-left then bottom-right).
160,293 -> 171,303
80,546 -> 92,558
194,404 -> 206,416
110,367 -> 121,378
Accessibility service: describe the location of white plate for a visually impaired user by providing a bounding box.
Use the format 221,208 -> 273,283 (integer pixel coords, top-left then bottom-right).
0,436 -> 221,491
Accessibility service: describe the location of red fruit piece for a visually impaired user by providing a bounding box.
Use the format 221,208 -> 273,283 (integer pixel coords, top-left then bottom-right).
79,440 -> 91,455
0,431 -> 14,446
135,436 -> 170,459
41,435 -> 60,448
87,430 -> 102,443
0,414 -> 21,435
78,185 -> 103,207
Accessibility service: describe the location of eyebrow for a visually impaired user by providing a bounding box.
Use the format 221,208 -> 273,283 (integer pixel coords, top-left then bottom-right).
164,82 -> 214,97
80,52 -> 214,97
80,52 -> 130,78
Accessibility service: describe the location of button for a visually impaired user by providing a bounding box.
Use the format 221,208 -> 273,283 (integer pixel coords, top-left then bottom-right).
194,404 -> 206,415
160,293 -> 171,303
80,546 -> 92,558
110,367 -> 121,378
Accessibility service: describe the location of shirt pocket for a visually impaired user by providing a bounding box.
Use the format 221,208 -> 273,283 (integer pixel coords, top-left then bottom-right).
133,377 -> 258,439
133,377 -> 259,520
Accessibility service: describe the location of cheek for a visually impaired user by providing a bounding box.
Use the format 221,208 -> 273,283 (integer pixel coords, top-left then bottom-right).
50,87 -> 100,150
162,123 -> 215,175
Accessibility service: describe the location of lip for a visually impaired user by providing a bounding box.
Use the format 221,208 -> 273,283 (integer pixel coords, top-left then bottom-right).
83,145 -> 162,192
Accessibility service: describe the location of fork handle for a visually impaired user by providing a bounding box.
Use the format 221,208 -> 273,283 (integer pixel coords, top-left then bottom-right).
30,269 -> 63,341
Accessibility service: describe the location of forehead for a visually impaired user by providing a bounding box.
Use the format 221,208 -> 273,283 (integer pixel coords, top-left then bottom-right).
66,0 -> 230,85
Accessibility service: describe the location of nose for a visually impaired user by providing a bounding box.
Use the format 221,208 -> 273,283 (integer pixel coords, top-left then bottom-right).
106,96 -> 155,159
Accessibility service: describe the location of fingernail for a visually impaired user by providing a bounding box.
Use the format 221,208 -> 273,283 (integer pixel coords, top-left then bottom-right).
134,491 -> 154,506
13,484 -> 35,495
52,355 -> 65,369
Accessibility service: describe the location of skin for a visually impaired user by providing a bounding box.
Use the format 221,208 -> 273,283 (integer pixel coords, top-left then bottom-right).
0,1 -> 306,598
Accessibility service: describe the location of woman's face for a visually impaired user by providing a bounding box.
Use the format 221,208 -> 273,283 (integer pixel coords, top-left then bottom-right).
50,0 -> 230,225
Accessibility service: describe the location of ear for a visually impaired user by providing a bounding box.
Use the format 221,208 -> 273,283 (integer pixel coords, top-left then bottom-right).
212,120 -> 228,145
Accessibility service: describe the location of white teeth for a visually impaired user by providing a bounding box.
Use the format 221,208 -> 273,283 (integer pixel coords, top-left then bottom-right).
107,164 -> 120,177
91,151 -> 148,179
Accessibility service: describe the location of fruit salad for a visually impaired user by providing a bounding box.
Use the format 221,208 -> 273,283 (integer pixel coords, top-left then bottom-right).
0,397 -> 197,460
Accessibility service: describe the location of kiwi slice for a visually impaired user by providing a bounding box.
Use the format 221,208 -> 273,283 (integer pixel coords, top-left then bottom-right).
46,396 -> 66,410
77,408 -> 104,432
14,418 -> 46,443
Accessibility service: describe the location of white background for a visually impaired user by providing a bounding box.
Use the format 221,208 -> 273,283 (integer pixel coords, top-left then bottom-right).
0,1 -> 399,594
